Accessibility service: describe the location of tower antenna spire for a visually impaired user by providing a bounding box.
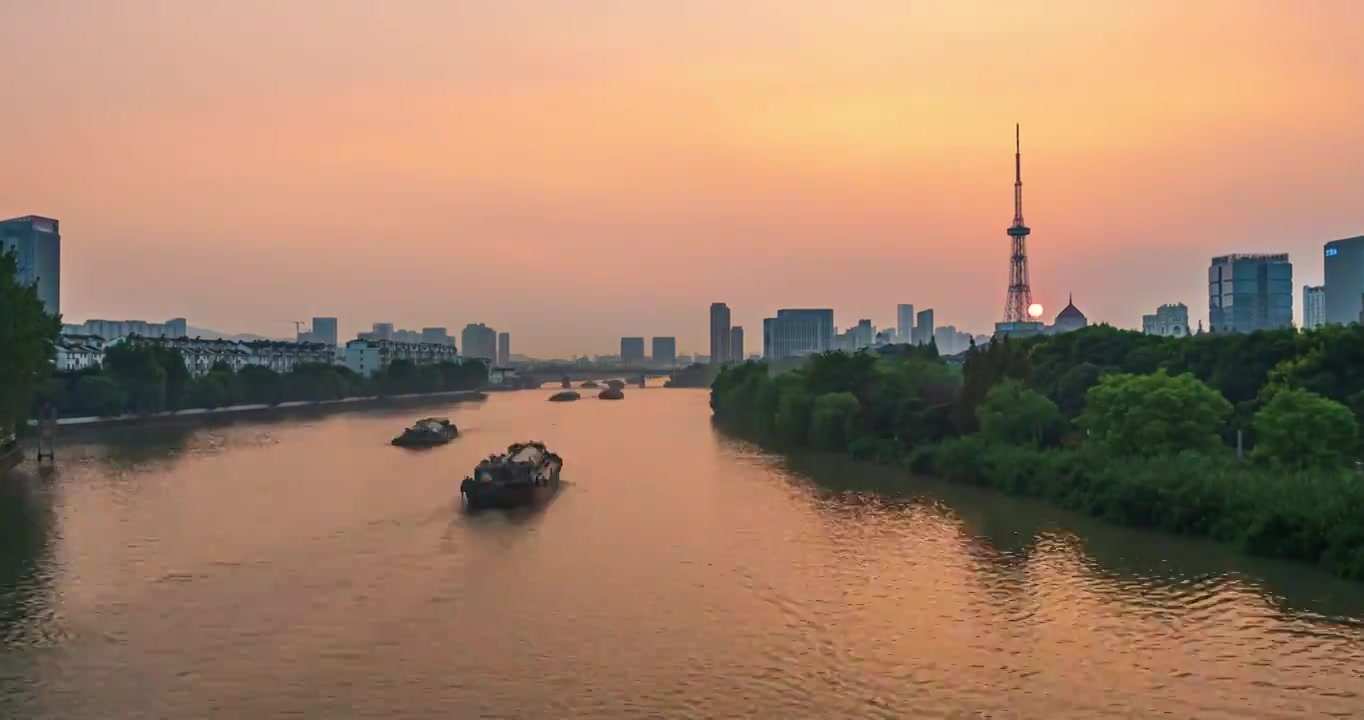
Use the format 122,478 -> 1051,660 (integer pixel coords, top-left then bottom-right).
1003,124 -> 1034,324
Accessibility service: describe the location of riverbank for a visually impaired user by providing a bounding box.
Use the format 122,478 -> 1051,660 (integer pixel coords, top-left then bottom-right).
710,346 -> 1364,584
23,389 -> 488,429
715,422 -> 1364,582
0,441 -> 19,473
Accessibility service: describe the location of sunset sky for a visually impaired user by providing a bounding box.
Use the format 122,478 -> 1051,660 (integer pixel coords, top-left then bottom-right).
3,0 -> 1362,356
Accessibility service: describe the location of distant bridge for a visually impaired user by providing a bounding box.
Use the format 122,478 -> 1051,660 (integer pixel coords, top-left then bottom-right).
499,365 -> 681,388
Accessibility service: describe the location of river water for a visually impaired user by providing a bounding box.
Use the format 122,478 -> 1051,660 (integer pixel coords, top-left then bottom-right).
2,389 -> 1362,719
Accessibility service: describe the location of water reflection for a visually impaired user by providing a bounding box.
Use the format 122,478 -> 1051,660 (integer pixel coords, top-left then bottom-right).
778,450 -> 1364,621
1,391 -> 1361,719
0,466 -> 58,647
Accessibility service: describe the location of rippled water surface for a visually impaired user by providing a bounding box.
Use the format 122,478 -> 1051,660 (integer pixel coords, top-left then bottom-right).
2,389 -> 1363,718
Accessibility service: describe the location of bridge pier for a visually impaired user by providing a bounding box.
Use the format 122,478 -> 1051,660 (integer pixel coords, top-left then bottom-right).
637,373 -> 646,388
561,373 -> 571,389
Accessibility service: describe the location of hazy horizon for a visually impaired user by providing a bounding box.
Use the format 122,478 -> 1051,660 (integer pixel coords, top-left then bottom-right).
3,0 -> 1362,355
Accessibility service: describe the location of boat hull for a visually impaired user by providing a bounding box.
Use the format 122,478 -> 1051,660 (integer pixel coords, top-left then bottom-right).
461,480 -> 558,510
461,461 -> 561,510
391,435 -> 453,448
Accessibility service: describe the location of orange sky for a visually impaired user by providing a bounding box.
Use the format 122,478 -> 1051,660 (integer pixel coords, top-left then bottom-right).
3,0 -> 1361,356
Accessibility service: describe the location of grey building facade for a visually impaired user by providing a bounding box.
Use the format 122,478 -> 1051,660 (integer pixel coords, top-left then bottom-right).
312,317 -> 338,346
651,336 -> 677,366
1324,236 -> 1364,325
1303,285 -> 1326,329
497,332 -> 510,366
914,309 -> 935,345
709,303 -> 731,365
620,337 -> 645,364
461,323 -> 497,361
0,215 -> 61,317
729,326 -> 744,362
1208,253 -> 1293,333
896,304 -> 915,344
762,308 -> 834,360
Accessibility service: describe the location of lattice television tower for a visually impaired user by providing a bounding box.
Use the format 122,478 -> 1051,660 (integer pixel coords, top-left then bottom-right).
1003,123 -> 1034,323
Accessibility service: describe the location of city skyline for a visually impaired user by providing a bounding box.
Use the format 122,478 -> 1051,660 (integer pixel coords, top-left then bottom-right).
3,2 -> 1362,355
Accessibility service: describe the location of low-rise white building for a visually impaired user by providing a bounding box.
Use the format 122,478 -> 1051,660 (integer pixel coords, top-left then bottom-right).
55,334 -> 108,372
344,338 -> 462,377
240,340 -> 334,374
110,336 -> 338,376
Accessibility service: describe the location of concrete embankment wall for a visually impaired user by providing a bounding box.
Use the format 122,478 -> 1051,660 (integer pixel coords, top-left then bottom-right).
25,389 -> 488,429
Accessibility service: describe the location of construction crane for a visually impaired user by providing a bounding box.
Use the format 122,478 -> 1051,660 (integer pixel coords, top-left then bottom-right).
292,321 -> 307,339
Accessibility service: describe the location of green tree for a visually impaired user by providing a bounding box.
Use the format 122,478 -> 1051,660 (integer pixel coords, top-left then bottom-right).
72,374 -> 127,417
1079,370 -> 1232,457
187,370 -> 241,409
1053,362 -> 1103,419
953,336 -> 1030,433
238,365 -> 284,405
102,342 -> 168,414
773,388 -> 813,445
383,358 -> 418,394
977,380 -> 1062,447
808,392 -> 860,451
0,248 -> 61,435
1252,388 -> 1359,470
148,346 -> 191,409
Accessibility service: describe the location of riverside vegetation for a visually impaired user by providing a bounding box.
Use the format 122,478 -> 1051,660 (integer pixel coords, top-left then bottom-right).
34,347 -> 489,419
710,325 -> 1364,580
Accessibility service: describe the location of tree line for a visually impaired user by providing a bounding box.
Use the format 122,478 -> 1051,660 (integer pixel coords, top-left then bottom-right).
34,344 -> 489,418
0,249 -> 62,438
710,324 -> 1364,581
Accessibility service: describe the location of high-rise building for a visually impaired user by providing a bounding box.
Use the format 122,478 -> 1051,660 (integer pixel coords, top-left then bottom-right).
1303,285 -> 1326,330
372,322 -> 395,341
165,318 -> 188,338
932,325 -> 974,355
1142,303 -> 1190,337
896,304 -> 915,344
421,327 -> 450,345
850,319 -> 875,349
914,309 -> 935,345
1324,235 -> 1364,325
729,327 -> 744,362
497,332 -> 510,366
0,215 -> 61,317
651,336 -> 677,366
709,303 -> 731,365
762,309 -> 834,360
620,337 -> 646,364
312,317 -> 338,346
461,323 -> 497,361
1208,253 -> 1293,333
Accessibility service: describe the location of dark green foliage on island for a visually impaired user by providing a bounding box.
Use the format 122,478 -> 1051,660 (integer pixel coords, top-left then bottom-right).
36,347 -> 488,419
0,248 -> 62,437
711,325 -> 1364,580
662,363 -> 715,388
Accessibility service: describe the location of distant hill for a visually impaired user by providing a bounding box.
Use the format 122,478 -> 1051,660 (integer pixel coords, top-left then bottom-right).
186,326 -> 282,342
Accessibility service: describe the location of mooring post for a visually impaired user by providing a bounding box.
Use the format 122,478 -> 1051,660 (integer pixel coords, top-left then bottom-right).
37,403 -> 57,462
